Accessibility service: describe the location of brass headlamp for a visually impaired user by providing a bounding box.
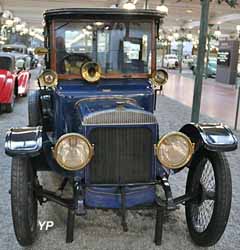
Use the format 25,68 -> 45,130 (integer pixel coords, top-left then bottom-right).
156,132 -> 194,169
151,69 -> 168,87
38,70 -> 58,87
53,133 -> 94,171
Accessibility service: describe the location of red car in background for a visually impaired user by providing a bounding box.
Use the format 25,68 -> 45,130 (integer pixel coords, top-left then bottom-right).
0,52 -> 30,113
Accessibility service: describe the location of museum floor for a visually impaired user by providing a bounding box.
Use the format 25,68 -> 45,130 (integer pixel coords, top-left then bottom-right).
163,70 -> 240,129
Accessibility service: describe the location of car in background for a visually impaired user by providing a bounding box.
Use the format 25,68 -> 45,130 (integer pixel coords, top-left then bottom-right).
0,52 -> 30,113
163,54 -> 179,69
185,55 -> 197,69
2,44 -> 28,54
192,57 -> 217,78
14,53 -> 31,96
2,44 -> 37,69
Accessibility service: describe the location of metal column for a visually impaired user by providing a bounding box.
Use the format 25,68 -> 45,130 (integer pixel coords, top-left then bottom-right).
191,0 -> 210,122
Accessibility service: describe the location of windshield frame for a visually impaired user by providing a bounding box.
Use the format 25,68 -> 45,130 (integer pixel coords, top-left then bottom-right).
50,19 -> 156,80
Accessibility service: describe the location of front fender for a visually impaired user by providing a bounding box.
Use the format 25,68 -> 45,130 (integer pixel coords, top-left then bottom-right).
180,123 -> 238,152
5,126 -> 42,157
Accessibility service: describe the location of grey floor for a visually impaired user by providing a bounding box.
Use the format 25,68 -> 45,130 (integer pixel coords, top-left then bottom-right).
0,70 -> 239,249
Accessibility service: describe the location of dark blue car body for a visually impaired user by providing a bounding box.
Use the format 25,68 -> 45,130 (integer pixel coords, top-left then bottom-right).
47,78 -> 164,208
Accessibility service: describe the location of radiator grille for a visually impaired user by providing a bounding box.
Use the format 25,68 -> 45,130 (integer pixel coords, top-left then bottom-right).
89,127 -> 153,184
83,111 -> 157,125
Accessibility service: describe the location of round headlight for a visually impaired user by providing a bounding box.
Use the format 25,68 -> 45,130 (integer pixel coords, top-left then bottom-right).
156,132 -> 194,169
39,70 -> 58,87
151,69 -> 168,87
53,133 -> 94,171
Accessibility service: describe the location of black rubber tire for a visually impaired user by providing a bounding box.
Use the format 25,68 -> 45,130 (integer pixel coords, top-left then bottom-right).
11,157 -> 38,246
185,150 -> 232,247
5,102 -> 14,113
28,90 -> 41,126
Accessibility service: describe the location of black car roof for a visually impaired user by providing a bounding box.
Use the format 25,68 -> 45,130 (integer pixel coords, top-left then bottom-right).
44,8 -> 165,21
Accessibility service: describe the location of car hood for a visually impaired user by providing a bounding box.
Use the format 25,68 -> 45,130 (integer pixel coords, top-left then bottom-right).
74,97 -> 156,126
76,97 -> 143,116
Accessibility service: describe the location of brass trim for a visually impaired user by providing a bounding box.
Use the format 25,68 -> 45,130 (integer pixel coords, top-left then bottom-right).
38,69 -> 58,87
151,69 -> 168,87
53,133 -> 94,171
81,61 -> 102,83
34,47 -> 48,56
156,131 -> 194,169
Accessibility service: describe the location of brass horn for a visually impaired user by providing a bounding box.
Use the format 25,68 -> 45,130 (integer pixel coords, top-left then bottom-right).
81,62 -> 102,83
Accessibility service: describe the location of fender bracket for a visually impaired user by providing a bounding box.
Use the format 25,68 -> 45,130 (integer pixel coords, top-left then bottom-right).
5,126 -> 42,157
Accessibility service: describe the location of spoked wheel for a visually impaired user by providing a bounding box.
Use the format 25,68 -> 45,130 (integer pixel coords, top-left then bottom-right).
185,150 -> 232,246
11,157 -> 38,246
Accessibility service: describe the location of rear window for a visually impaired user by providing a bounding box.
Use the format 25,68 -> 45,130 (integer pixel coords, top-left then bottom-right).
0,57 -> 12,71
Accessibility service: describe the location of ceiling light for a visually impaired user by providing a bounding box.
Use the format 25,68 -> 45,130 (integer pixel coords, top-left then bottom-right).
13,17 -> 21,24
5,19 -> 14,27
2,10 -> 13,19
16,24 -> 23,32
187,33 -> 193,40
214,26 -> 221,37
236,25 -> 240,32
123,0 -> 136,10
94,21 -> 104,26
156,5 -> 168,15
86,25 -> 92,30
173,32 -> 179,39
186,9 -> 192,13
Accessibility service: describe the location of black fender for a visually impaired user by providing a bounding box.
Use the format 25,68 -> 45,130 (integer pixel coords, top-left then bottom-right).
5,126 -> 42,157
180,123 -> 238,152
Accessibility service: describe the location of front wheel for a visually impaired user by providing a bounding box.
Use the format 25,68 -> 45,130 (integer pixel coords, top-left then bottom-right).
11,157 -> 38,246
185,150 -> 232,247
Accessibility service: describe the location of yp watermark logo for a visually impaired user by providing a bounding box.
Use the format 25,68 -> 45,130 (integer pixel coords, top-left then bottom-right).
39,220 -> 55,231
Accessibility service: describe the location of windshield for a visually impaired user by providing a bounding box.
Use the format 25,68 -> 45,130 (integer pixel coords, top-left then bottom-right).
55,20 -> 152,76
0,57 -> 12,71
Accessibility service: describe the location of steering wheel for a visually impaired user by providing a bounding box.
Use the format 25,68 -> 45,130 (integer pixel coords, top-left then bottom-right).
62,53 -> 91,63
62,53 -> 92,74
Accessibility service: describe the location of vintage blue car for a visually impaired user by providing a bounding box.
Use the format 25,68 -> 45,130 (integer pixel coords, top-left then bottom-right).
5,8 -> 238,247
